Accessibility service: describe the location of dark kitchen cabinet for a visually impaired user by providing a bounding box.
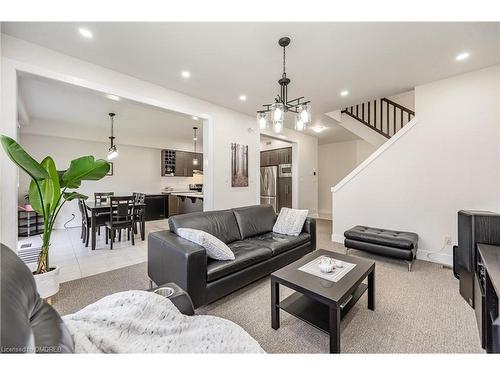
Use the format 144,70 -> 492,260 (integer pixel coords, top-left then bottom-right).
260,151 -> 270,166
175,151 -> 193,177
260,147 -> 291,167
162,149 -> 203,177
260,149 -> 280,166
192,152 -> 203,172
144,195 -> 167,221
168,194 -> 180,217
278,147 -> 292,164
278,177 -> 292,211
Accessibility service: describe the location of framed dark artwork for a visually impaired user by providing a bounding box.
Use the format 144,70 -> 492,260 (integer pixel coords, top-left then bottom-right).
231,143 -> 248,187
107,162 -> 114,176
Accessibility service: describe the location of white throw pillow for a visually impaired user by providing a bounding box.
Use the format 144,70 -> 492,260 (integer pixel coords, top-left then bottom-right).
273,207 -> 309,237
177,228 -> 235,261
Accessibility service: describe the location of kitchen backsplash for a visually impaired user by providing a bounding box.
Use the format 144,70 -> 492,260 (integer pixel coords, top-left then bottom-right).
160,175 -> 203,191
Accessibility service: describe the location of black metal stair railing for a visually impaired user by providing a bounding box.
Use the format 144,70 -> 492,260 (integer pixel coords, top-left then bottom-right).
341,97 -> 415,139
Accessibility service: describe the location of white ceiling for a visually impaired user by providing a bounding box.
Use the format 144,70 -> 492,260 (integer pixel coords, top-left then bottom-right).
18,72 -> 202,145
5,22 -> 499,142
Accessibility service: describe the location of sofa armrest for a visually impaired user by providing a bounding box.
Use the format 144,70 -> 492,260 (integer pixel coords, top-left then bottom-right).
149,282 -> 195,316
147,230 -> 207,308
302,217 -> 317,250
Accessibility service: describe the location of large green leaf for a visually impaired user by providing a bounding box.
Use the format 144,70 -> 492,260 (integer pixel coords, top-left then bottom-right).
1,135 -> 48,181
40,156 -> 61,216
63,192 -> 88,201
28,179 -> 44,215
27,157 -> 62,217
61,156 -> 110,189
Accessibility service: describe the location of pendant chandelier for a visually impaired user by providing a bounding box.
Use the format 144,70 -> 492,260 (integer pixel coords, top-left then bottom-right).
257,37 -> 311,134
192,126 -> 199,166
107,113 -> 118,160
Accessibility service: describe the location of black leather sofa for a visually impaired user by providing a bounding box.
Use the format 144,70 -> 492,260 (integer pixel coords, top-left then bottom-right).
344,225 -> 418,271
148,204 -> 316,308
1,243 -> 74,353
0,243 -> 195,353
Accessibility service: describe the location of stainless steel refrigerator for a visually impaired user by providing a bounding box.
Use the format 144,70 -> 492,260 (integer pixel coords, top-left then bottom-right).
260,166 -> 278,212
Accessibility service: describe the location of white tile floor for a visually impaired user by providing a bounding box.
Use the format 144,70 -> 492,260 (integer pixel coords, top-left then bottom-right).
18,220 -> 169,283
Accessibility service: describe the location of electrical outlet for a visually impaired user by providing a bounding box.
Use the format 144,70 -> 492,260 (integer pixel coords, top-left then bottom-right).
444,236 -> 452,245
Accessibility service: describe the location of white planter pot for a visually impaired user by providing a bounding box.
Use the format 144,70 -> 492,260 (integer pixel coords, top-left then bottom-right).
33,266 -> 60,299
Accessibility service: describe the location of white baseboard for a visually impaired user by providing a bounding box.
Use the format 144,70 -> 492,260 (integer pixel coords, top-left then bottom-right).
331,234 -> 344,243
416,249 -> 452,267
330,233 -> 452,266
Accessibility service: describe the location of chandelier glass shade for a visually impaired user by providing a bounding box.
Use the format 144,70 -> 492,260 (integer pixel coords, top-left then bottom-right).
257,37 -> 311,134
257,112 -> 268,130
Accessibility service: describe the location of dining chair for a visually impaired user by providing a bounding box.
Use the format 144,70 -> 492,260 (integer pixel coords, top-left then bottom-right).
133,192 -> 146,238
105,196 -> 135,249
77,199 -> 90,245
78,199 -> 108,248
94,192 -> 114,204
94,192 -> 113,235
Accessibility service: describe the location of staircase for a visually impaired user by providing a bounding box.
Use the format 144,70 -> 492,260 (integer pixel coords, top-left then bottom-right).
341,97 -> 415,139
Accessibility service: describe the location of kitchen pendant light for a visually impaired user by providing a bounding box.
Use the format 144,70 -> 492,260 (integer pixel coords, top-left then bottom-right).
256,37 -> 311,133
107,113 -> 118,160
192,127 -> 199,166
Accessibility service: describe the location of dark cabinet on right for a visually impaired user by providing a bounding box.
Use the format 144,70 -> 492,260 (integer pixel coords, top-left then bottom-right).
260,147 -> 291,167
278,177 -> 292,211
278,147 -> 292,164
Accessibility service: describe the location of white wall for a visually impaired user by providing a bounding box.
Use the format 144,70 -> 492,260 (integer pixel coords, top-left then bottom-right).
22,119 -> 204,153
260,136 -> 292,151
19,133 -> 202,228
333,66 -> 500,265
318,140 -> 375,217
261,127 -> 319,215
1,35 -> 261,249
388,90 -> 415,111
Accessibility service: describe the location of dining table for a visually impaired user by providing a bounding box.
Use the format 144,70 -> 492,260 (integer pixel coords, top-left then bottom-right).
85,201 -> 146,250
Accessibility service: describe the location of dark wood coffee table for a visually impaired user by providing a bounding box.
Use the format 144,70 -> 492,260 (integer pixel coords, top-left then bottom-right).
271,249 -> 375,353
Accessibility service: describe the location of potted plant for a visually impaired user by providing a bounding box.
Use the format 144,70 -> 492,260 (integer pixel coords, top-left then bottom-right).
1,135 -> 110,298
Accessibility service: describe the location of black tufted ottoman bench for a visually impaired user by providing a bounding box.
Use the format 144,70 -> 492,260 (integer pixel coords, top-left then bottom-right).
344,226 -> 418,271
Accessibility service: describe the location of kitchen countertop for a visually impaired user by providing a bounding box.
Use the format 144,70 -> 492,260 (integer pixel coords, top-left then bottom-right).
171,192 -> 203,199
161,190 -> 192,194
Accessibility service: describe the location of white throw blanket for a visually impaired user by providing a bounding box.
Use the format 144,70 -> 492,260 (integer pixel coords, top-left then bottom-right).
63,290 -> 264,353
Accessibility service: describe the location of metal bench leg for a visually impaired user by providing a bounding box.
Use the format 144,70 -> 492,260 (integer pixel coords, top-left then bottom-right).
149,279 -> 154,289
345,247 -> 349,255
407,260 -> 414,272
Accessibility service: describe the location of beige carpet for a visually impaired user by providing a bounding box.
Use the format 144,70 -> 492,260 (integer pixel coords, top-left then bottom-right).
53,219 -> 482,353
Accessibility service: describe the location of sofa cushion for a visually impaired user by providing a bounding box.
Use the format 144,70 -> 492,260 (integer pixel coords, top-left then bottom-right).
246,232 -> 311,256
169,209 -> 241,244
344,225 -> 418,250
177,228 -> 235,261
273,208 -> 309,236
206,242 -> 272,282
232,205 -> 276,239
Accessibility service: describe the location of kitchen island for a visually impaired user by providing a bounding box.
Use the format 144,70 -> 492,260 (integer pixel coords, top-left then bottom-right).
164,191 -> 203,216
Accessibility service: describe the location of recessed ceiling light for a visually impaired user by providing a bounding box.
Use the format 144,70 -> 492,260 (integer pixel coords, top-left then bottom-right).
192,116 -> 199,121
456,52 -> 470,61
239,95 -> 247,101
340,90 -> 349,97
78,28 -> 93,39
312,126 -> 327,133
106,94 -> 120,101
181,71 -> 191,78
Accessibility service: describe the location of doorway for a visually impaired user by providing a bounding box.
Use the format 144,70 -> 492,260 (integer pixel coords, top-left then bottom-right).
259,134 -> 295,213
